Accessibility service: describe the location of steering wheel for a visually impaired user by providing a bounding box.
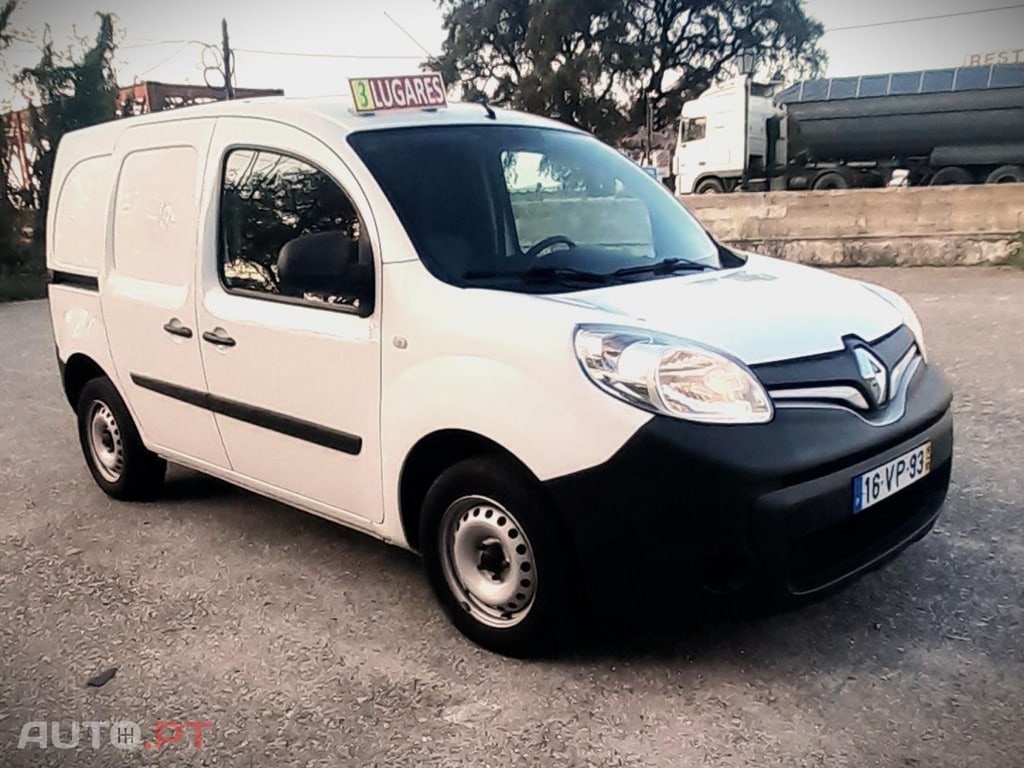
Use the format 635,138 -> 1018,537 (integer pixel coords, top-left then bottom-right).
525,235 -> 577,260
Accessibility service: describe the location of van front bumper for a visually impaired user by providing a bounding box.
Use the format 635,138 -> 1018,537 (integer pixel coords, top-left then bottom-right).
543,362 -> 953,607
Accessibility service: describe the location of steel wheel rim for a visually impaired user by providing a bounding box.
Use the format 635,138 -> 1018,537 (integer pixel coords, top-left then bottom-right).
439,495 -> 537,629
88,401 -> 124,483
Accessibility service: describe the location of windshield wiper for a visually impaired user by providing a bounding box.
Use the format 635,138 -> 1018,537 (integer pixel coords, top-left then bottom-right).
462,265 -> 611,284
612,257 -> 717,278
462,258 -> 714,285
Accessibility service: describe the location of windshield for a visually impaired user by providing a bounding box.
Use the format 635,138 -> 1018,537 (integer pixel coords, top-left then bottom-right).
348,125 -> 724,293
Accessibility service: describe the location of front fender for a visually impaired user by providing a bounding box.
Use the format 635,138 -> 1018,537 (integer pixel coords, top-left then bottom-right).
377,350 -> 651,546
384,353 -> 648,483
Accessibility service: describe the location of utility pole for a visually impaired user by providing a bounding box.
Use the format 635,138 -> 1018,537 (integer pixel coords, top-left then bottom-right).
738,46 -> 757,192
221,18 -> 234,100
645,95 -> 654,167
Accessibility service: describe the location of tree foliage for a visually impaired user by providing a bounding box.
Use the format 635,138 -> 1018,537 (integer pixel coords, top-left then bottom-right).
0,9 -> 118,282
0,0 -> 20,271
17,13 -> 118,220
432,0 -> 826,141
0,0 -> 16,48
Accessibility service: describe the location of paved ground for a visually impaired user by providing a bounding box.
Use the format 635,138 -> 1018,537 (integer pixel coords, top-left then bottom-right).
1,267 -> 1022,767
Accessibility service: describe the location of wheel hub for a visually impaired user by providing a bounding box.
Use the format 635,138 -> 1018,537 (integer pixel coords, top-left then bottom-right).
88,401 -> 125,483
440,496 -> 538,629
476,539 -> 510,581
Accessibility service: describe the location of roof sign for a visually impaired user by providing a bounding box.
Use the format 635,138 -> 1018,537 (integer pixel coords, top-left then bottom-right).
349,73 -> 447,113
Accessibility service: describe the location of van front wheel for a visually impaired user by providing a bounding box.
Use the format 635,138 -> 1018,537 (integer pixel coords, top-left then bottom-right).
421,457 -> 571,657
76,377 -> 166,501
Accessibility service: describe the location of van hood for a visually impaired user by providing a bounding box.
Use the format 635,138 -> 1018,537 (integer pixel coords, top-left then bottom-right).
537,255 -> 903,365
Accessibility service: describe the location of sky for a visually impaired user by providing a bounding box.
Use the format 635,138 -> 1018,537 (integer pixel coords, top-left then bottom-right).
2,0 -> 1023,107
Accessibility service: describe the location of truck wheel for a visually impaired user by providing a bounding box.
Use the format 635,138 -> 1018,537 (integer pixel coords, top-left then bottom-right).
811,171 -> 851,190
695,178 -> 725,194
930,166 -> 974,186
420,456 -> 572,657
76,377 -> 166,501
985,165 -> 1024,184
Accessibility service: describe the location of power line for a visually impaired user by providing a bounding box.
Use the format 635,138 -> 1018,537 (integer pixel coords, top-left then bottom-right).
824,2 -> 1024,33
119,39 -> 211,50
9,39 -> 425,60
233,47 -> 424,60
382,10 -> 436,58
4,39 -> 207,53
137,42 -> 193,78
130,37 -> 209,45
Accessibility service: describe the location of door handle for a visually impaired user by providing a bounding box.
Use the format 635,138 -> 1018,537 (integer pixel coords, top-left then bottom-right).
202,329 -> 236,348
162,319 -> 193,339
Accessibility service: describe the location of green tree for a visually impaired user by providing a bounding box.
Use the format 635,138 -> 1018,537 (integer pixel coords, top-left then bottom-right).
0,0 -> 22,274
17,11 -> 118,245
432,0 -> 825,141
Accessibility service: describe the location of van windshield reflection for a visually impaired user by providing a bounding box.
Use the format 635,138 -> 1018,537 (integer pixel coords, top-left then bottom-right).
348,125 -> 722,293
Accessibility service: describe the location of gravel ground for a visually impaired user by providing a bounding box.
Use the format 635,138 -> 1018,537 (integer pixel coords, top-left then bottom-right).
1,266 -> 1022,767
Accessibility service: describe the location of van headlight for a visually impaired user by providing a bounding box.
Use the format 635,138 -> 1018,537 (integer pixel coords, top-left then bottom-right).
574,325 -> 773,424
862,283 -> 928,361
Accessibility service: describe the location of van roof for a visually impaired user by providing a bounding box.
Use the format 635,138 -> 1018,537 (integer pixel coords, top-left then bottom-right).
71,94 -> 575,139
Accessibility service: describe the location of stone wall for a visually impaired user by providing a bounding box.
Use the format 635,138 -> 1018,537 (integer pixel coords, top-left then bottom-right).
680,185 -> 1024,266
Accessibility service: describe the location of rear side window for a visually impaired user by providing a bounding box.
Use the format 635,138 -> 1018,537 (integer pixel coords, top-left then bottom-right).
53,155 -> 111,272
219,149 -> 370,311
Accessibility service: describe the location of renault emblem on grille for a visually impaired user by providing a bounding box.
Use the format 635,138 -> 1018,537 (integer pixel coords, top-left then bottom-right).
853,347 -> 888,409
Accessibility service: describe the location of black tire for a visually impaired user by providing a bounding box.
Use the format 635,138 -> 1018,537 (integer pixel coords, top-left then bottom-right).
929,166 -> 974,186
76,377 -> 166,501
420,456 -> 573,657
985,164 -> 1024,184
811,170 -> 851,190
695,177 -> 725,194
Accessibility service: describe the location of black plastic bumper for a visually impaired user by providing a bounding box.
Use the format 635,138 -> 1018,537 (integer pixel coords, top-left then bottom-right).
544,362 -> 954,606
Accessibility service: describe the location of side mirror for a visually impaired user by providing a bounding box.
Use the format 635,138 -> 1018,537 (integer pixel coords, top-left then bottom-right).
277,231 -> 374,316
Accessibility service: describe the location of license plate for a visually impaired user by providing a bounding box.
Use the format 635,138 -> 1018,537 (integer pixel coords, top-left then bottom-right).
853,443 -> 932,513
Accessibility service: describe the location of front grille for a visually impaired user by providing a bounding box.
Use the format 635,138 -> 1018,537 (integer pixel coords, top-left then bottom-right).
753,325 -> 916,413
787,459 -> 951,594
769,346 -> 920,416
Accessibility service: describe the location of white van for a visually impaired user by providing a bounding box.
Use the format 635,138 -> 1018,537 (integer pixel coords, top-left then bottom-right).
47,81 -> 953,656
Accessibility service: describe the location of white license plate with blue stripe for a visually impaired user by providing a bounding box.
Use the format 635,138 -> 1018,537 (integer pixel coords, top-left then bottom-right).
853,443 -> 932,513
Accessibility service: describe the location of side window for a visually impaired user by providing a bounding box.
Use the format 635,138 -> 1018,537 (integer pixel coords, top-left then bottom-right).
682,118 -> 706,143
219,149 -> 373,313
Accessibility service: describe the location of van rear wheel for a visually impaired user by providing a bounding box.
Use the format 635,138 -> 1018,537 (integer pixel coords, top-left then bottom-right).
420,456 -> 572,657
76,377 -> 166,501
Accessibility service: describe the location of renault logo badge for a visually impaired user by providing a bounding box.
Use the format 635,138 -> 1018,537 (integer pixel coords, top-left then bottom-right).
853,347 -> 888,409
